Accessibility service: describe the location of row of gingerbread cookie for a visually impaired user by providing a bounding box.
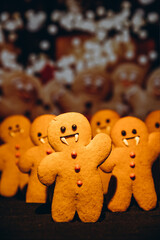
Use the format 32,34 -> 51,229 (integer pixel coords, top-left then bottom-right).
0,111 -> 159,222
0,64 -> 159,121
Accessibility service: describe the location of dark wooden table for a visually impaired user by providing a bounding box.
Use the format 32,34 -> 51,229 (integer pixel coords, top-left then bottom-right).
0,193 -> 160,240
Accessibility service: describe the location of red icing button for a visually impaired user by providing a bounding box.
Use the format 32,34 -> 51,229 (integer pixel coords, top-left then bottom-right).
15,159 -> 19,165
130,173 -> 135,180
130,152 -> 135,158
71,151 -> 77,159
77,180 -> 83,187
46,149 -> 52,155
15,152 -> 20,158
130,162 -> 135,168
15,144 -> 20,150
75,164 -> 80,173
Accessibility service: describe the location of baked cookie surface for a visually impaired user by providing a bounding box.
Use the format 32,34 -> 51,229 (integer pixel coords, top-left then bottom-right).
100,116 -> 160,212
38,112 -> 112,222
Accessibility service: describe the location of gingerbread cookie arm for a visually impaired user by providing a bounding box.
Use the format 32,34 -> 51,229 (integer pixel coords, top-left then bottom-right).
100,148 -> 119,173
148,132 -> 160,163
37,153 -> 60,186
0,145 -> 6,171
86,133 -> 112,166
18,147 -> 37,173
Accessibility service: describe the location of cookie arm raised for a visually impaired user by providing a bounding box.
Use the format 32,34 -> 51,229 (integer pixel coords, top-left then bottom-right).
18,147 -> 36,173
0,145 -> 6,171
86,133 -> 112,166
100,147 -> 119,173
148,132 -> 160,164
37,153 -> 60,186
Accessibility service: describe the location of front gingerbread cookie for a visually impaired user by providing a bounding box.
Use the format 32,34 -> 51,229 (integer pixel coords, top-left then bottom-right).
38,112 -> 112,222
100,116 -> 160,212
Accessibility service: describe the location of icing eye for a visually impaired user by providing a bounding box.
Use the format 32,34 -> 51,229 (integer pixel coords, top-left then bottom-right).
95,77 -> 104,88
72,124 -> 77,131
120,72 -> 127,80
8,126 -> 12,130
155,122 -> 160,128
44,104 -> 51,110
129,72 -> 137,81
106,119 -> 110,123
37,132 -> 42,137
85,101 -> 92,109
97,121 -> 100,126
36,99 -> 43,105
132,129 -> 137,134
61,126 -> 66,133
16,124 -> 19,128
84,76 -> 92,86
121,130 -> 126,136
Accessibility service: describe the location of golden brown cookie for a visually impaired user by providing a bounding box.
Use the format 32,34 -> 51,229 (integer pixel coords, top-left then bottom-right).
90,109 -> 120,137
0,70 -> 42,120
38,112 -> 112,222
100,116 -> 160,212
124,67 -> 160,120
57,67 -> 113,118
145,111 -> 160,133
18,114 -> 56,203
145,110 -> 160,199
90,109 -> 120,194
0,115 -> 33,197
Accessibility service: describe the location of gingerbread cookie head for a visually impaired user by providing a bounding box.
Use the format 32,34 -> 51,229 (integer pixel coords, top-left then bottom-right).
30,114 -> 56,146
90,109 -> 120,137
145,110 -> 160,133
146,67 -> 160,100
0,115 -> 31,143
48,112 -> 92,152
112,63 -> 146,87
111,116 -> 148,148
72,67 -> 112,100
3,71 -> 41,104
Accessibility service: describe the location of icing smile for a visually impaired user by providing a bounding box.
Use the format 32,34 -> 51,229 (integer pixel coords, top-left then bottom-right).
39,135 -> 48,144
60,133 -> 79,146
122,136 -> 140,147
9,128 -> 24,137
96,126 -> 111,134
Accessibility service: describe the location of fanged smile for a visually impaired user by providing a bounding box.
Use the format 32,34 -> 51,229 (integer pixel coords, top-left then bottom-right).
9,128 -> 24,137
122,136 -> 140,147
60,133 -> 79,146
39,136 -> 48,144
96,126 -> 111,133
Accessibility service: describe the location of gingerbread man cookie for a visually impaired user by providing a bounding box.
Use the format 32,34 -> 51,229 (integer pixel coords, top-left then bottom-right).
90,109 -> 120,137
100,116 -> 160,212
145,110 -> 160,199
0,70 -> 42,120
145,110 -> 160,133
18,114 -> 56,203
38,112 -> 112,222
124,67 -> 160,120
0,115 -> 33,197
90,109 -> 120,194
57,67 -> 113,118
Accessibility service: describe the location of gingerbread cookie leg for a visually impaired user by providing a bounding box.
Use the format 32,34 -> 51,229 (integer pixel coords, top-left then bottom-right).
133,178 -> 157,211
26,178 -> 48,203
98,169 -> 112,195
19,172 -> 29,191
77,185 -> 104,222
107,176 -> 132,212
0,169 -> 19,197
51,190 -> 76,222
